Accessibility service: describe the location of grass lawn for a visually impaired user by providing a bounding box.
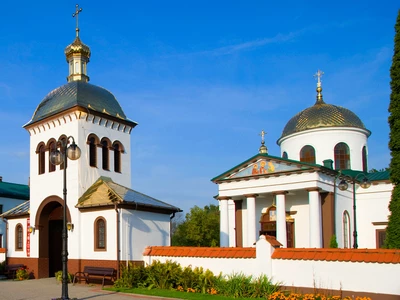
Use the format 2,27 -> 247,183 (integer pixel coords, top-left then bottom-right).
106,287 -> 238,299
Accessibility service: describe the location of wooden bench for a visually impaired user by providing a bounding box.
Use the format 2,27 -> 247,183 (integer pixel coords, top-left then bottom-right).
5,264 -> 25,279
73,266 -> 116,287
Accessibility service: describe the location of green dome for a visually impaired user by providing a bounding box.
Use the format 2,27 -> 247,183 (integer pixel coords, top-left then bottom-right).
26,81 -> 131,126
279,101 -> 370,140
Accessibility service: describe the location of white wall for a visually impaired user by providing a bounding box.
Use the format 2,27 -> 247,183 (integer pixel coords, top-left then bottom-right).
272,257 -> 399,295
78,209 -> 117,260
6,218 -> 28,258
143,237 -> 400,296
121,209 -> 171,261
278,127 -> 369,171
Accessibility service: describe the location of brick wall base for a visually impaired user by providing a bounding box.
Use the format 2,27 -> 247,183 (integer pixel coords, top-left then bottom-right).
6,257 -> 143,279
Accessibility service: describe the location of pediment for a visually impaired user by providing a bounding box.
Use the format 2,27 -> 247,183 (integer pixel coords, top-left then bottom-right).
212,154 -> 318,182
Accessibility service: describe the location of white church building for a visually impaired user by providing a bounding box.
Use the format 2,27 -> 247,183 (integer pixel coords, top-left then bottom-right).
0,13 -> 180,279
212,71 -> 392,250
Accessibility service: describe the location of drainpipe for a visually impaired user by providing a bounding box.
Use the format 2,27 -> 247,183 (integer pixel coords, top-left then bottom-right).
114,203 -> 120,279
170,213 -> 176,246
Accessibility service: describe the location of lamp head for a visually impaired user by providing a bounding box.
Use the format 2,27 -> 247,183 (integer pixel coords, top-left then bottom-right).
67,142 -> 81,160
338,179 -> 349,191
360,177 -> 371,189
49,149 -> 63,165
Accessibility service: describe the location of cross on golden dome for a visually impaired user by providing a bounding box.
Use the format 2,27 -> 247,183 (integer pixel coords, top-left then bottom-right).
72,4 -> 83,38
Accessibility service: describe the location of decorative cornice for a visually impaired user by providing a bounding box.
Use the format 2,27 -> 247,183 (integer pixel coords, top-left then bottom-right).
25,107 -> 134,136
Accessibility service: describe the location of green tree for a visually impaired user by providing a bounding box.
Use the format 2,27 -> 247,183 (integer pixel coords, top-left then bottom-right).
387,10 -> 400,249
172,204 -> 220,247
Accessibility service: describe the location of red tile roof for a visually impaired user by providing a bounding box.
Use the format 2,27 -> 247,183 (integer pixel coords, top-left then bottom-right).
143,246 -> 256,258
271,248 -> 400,264
0,248 -> 5,253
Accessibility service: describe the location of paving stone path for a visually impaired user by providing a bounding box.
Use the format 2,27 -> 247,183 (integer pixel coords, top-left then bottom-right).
0,278 -> 171,300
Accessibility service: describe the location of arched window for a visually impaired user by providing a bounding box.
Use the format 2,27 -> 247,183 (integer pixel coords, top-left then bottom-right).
94,217 -> 106,251
343,211 -> 351,249
362,146 -> 368,172
37,143 -> 46,175
113,141 -> 124,173
88,135 -> 98,167
101,139 -> 110,171
48,141 -> 56,172
15,224 -> 23,251
334,143 -> 350,170
282,152 -> 288,159
300,145 -> 316,164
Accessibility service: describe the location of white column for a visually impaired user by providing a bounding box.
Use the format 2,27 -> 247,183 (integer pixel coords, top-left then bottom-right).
309,189 -> 322,248
245,194 -> 257,247
219,197 -> 229,247
276,192 -> 287,248
228,200 -> 236,247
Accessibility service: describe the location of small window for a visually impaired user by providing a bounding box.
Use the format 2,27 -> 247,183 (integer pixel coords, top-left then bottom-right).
0,234 -> 2,248
88,137 -> 97,167
15,224 -> 23,251
362,146 -> 368,172
101,140 -> 109,171
300,145 -> 316,164
376,229 -> 386,249
38,144 -> 46,175
114,143 -> 121,173
282,152 -> 288,159
94,217 -> 106,251
0,204 -> 3,215
334,143 -> 350,170
343,211 -> 351,249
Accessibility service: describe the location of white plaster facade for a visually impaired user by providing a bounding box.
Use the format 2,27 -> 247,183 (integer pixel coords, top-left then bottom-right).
213,80 -> 391,250
1,29 -> 180,278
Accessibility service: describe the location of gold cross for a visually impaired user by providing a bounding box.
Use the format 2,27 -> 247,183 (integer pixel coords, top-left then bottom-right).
72,4 -> 83,37
259,130 -> 266,144
313,70 -> 324,87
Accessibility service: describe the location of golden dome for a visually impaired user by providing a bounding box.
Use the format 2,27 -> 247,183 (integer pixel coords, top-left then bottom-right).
279,71 -> 370,140
64,36 -> 91,61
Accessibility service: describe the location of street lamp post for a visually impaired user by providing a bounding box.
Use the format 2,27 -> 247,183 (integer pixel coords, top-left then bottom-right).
50,136 -> 81,300
338,172 -> 371,249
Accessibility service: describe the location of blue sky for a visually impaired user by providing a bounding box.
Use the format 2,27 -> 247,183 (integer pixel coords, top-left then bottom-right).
0,1 -> 398,214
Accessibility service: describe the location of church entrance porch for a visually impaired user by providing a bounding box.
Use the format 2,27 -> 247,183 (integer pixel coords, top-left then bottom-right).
260,206 -> 295,248
48,220 -> 62,276
35,196 -> 71,278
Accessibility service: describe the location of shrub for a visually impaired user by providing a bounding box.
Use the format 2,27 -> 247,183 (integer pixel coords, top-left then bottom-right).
16,267 -> 30,280
329,235 -> 338,248
54,270 -> 73,283
146,260 -> 182,289
114,263 -> 147,289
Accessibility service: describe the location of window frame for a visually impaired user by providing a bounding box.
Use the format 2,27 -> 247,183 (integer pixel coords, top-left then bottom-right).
113,142 -> 123,173
376,229 -> 386,249
334,142 -> 350,170
300,145 -> 316,164
37,143 -> 46,175
362,146 -> 368,172
343,210 -> 351,249
94,217 -> 107,251
15,224 -> 23,251
87,135 -> 99,168
101,140 -> 110,171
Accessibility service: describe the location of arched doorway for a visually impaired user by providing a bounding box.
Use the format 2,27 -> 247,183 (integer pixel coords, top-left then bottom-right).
259,206 -> 295,248
35,196 -> 71,278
